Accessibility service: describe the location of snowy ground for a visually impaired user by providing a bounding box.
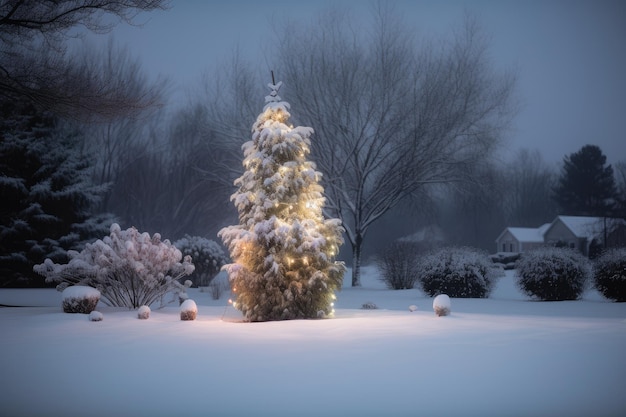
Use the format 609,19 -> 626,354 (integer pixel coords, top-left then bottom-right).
1,267 -> 625,417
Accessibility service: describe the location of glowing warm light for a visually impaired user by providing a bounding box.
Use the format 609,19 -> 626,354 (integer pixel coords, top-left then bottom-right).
228,298 -> 233,304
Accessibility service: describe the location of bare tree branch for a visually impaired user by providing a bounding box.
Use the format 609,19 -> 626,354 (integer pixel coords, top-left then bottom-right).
275,6 -> 517,285
0,0 -> 169,122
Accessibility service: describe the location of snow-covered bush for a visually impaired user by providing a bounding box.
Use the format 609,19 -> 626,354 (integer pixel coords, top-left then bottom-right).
361,301 -> 378,310
433,294 -> 451,317
180,299 -> 197,321
174,235 -> 229,287
593,248 -> 626,302
375,241 -> 420,289
137,305 -> 151,320
417,247 -> 500,298
61,286 -> 100,314
89,311 -> 103,322
516,246 -> 591,301
34,224 -> 195,309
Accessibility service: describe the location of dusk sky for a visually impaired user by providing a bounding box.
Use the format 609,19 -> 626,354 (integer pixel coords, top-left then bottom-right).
90,0 -> 626,165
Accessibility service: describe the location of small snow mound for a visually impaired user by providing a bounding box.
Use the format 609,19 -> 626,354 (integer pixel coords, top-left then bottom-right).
137,305 -> 150,320
89,311 -> 103,322
433,294 -> 451,317
408,305 -> 418,312
180,299 -> 197,321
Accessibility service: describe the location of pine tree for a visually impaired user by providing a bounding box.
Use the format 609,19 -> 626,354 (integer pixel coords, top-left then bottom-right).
219,81 -> 346,322
0,99 -> 114,286
553,145 -> 618,217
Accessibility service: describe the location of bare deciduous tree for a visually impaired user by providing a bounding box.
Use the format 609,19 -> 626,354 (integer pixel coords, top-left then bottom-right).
0,0 -> 168,121
274,6 -> 516,285
502,149 -> 558,227
195,54 -> 265,187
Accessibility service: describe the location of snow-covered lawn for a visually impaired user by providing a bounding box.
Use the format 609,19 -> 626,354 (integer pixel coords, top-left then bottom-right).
1,268 -> 625,417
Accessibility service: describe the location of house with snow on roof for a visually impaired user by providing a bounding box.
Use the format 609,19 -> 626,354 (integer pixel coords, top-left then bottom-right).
495,215 -> 626,257
495,223 -> 550,254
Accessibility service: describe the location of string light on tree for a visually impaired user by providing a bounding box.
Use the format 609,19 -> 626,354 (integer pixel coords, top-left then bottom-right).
219,75 -> 346,322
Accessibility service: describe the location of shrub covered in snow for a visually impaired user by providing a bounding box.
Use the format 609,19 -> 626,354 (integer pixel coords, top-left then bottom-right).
593,248 -> 626,302
89,311 -> 103,322
361,301 -> 378,310
34,224 -> 195,309
180,299 -> 197,321
375,241 -> 420,290
433,294 -> 451,317
137,305 -> 151,320
174,235 -> 229,287
417,247 -> 500,298
62,286 -> 100,314
516,246 -> 591,301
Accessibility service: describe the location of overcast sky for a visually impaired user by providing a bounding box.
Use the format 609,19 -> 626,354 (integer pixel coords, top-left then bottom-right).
94,0 -> 626,165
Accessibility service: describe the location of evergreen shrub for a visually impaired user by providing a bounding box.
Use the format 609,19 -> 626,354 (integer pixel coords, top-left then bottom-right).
516,246 -> 591,301
593,248 -> 626,302
417,247 -> 500,298
174,236 -> 229,287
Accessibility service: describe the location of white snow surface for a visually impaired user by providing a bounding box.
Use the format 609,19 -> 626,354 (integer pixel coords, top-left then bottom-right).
180,298 -> 197,313
62,285 -> 100,300
1,267 -> 625,417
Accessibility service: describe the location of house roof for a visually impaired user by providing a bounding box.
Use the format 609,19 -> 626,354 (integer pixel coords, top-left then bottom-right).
496,216 -> 626,247
499,224 -> 549,243
553,215 -> 619,239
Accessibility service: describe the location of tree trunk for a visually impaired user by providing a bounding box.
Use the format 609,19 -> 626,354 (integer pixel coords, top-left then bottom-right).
351,234 -> 363,287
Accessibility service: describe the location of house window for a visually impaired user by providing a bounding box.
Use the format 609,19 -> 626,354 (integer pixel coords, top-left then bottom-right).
509,243 -> 514,252
502,243 -> 506,252
570,242 -> 575,249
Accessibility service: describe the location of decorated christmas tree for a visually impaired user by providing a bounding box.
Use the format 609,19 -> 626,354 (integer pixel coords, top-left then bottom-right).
219,80 -> 345,322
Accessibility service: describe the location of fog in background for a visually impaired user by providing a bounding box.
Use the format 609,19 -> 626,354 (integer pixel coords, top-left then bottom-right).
83,0 -> 626,164
4,0 -> 624,283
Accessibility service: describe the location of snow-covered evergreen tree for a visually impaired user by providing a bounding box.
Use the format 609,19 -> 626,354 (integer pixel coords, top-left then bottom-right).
0,99 -> 115,286
219,81 -> 345,322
